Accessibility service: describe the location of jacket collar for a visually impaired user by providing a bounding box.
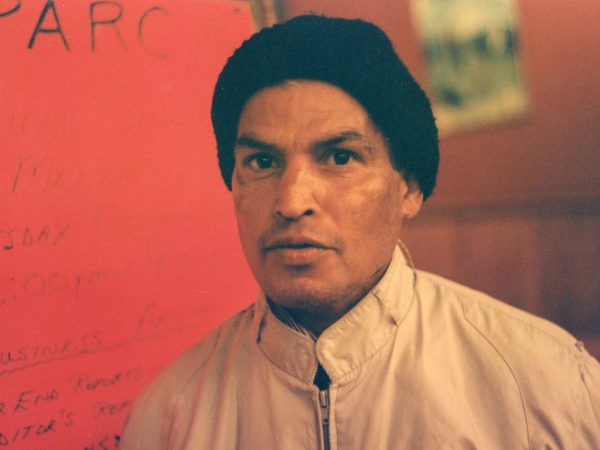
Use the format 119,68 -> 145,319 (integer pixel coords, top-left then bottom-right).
255,245 -> 416,386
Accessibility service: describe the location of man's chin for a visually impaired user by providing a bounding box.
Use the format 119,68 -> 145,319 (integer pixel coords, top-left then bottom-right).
265,284 -> 338,313
264,278 -> 364,317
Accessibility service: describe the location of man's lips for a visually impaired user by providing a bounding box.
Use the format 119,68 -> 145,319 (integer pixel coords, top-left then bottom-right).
263,237 -> 330,252
262,236 -> 334,266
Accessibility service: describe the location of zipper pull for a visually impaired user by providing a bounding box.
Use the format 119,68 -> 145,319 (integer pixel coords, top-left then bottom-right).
319,389 -> 329,409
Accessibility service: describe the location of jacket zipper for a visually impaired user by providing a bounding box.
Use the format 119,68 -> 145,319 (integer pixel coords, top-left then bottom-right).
319,388 -> 330,450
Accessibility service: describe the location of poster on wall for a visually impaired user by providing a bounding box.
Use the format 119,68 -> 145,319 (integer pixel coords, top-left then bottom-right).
411,0 -> 528,135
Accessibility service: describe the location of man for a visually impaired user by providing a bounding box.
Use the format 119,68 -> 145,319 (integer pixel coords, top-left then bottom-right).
121,15 -> 599,449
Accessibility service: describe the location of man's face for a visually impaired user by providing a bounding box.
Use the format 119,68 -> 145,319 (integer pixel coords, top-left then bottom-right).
232,81 -> 422,319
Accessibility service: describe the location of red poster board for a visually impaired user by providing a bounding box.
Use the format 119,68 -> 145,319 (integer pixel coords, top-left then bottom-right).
0,1 -> 257,448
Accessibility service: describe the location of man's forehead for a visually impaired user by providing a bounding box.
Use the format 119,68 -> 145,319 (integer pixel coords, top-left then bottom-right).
241,80 -> 368,116
237,81 -> 381,137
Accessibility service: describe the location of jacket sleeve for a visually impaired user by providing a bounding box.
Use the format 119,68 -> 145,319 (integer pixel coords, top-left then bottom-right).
119,378 -> 174,450
119,328 -> 221,449
576,346 -> 600,448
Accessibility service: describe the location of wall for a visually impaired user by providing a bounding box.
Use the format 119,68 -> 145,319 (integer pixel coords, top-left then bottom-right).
0,1 -> 256,448
280,0 -> 600,354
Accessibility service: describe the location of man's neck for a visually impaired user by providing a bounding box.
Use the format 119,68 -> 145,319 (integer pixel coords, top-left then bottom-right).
266,249 -> 400,337
268,297 -> 362,338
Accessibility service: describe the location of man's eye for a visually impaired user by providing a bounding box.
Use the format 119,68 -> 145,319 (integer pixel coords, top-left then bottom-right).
330,150 -> 354,165
246,154 -> 276,170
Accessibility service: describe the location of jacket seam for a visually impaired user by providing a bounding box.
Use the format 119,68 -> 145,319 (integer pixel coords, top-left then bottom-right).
461,296 -> 532,450
423,270 -> 579,353
166,326 -> 222,448
572,359 -> 590,448
332,286 -> 417,385
336,302 -> 414,386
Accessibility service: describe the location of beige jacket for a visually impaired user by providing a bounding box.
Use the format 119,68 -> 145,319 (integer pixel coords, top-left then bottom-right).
121,247 -> 600,449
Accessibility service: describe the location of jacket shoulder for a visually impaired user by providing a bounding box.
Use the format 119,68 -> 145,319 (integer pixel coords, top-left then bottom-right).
120,304 -> 257,449
415,269 -> 580,351
414,270 -> 600,446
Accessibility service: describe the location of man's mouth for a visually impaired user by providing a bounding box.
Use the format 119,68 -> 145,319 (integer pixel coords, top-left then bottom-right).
270,242 -> 322,250
263,237 -> 332,265
264,237 -> 329,252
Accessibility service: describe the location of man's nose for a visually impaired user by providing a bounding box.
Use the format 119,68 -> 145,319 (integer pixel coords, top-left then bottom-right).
273,164 -> 318,221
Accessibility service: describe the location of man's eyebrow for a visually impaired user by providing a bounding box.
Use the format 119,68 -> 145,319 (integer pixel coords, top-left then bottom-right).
236,131 -> 374,153
235,135 -> 279,152
315,131 -> 374,152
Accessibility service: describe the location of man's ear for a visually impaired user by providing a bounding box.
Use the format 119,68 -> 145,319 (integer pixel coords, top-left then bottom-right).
401,177 -> 423,219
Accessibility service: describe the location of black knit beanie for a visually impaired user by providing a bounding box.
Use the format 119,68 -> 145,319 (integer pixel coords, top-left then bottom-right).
211,14 -> 439,200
